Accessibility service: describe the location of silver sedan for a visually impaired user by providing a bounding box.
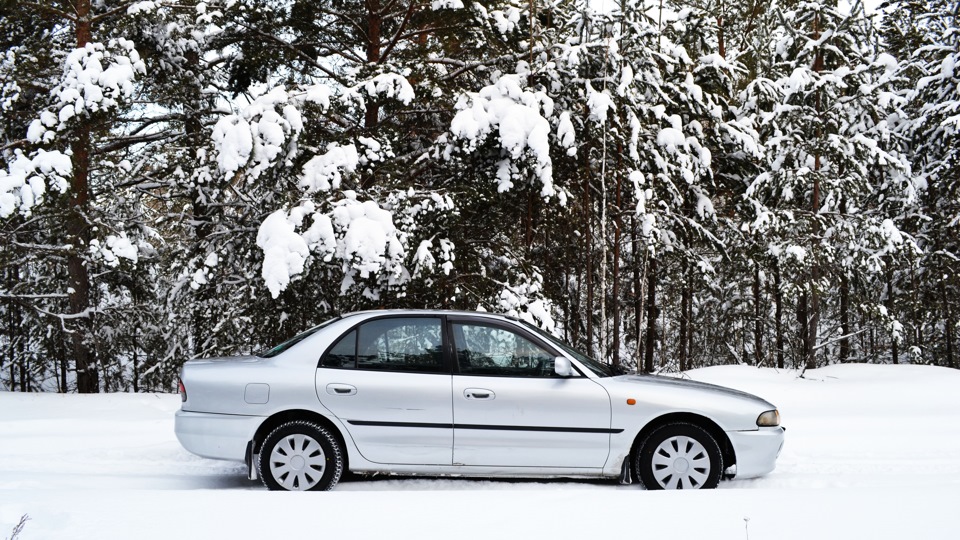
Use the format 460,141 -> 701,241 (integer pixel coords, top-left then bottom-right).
175,310 -> 784,491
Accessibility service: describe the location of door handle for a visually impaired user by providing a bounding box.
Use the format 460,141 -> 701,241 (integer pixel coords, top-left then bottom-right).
326,383 -> 357,396
464,388 -> 495,400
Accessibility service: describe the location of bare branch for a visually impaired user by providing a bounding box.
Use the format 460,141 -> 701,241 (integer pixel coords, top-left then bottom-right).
90,1 -> 141,24
96,131 -> 175,154
378,0 -> 417,65
22,2 -> 75,21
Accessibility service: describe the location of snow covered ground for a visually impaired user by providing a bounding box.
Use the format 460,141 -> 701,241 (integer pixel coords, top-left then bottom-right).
2,364 -> 959,539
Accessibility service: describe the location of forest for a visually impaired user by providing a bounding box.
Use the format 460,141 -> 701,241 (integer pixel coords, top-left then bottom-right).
1,0 -> 957,392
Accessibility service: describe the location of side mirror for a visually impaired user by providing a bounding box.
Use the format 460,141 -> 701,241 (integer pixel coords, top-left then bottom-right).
554,356 -> 574,377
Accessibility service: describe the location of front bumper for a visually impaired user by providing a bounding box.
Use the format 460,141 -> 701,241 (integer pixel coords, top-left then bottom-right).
726,426 -> 785,479
174,409 -> 263,462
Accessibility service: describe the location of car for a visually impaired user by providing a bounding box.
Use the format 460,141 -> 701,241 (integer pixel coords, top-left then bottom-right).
175,310 -> 784,491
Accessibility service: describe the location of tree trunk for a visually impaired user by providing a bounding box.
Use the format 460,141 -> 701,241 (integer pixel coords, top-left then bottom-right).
774,262 -> 784,369
611,170 -> 623,368
59,329 -> 68,393
677,272 -> 690,371
585,173 -> 594,356
686,272 -> 694,368
643,257 -> 658,373
942,279 -> 956,369
68,0 -> 99,393
359,0 -> 382,189
888,269 -> 898,364
798,290 -> 809,370
365,0 -> 382,130
632,217 -> 643,372
840,273 -> 850,362
806,11 -> 823,372
753,263 -> 763,366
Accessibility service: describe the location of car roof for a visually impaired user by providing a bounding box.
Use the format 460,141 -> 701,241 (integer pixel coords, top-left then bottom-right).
341,309 -> 519,322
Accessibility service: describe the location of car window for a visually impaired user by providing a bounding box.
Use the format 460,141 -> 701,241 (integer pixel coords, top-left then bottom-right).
452,322 -> 559,377
518,320 -> 614,377
351,317 -> 444,373
258,317 -> 339,358
322,330 -> 357,368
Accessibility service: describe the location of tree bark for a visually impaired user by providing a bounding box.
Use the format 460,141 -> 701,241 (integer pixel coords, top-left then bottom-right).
611,169 -> 623,368
643,257 -> 658,373
774,262 -> 784,369
753,263 -> 763,366
806,11 -> 823,372
942,279 -> 956,369
68,0 -> 99,393
585,173 -> 594,356
632,217 -> 643,371
679,266 -> 690,372
798,290 -> 809,370
888,268 -> 898,364
840,273 -> 850,362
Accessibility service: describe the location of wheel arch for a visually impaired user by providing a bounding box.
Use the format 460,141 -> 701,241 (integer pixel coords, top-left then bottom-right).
630,412 -> 736,473
251,409 -> 350,470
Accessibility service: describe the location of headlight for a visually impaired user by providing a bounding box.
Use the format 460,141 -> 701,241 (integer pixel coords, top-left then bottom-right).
757,409 -> 780,427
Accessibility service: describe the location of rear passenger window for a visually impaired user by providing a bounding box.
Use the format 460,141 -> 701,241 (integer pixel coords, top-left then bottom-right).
322,330 -> 356,368
321,318 -> 444,373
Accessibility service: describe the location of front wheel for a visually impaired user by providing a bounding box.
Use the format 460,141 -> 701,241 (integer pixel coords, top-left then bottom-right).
635,422 -> 723,490
258,421 -> 343,491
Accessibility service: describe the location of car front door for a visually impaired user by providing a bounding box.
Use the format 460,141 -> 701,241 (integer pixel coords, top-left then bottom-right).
316,316 -> 452,465
450,319 -> 613,468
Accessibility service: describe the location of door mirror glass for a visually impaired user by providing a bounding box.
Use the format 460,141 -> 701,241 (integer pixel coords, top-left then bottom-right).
554,356 -> 574,377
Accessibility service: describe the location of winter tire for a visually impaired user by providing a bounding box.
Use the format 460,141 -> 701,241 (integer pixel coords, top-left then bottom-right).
635,422 -> 723,490
258,421 -> 343,491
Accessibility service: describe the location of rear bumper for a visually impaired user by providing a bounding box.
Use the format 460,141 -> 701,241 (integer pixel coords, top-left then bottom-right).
174,409 -> 262,462
727,426 -> 785,479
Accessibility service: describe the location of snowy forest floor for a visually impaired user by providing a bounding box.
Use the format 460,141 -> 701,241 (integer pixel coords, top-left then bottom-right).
2,364 -> 959,539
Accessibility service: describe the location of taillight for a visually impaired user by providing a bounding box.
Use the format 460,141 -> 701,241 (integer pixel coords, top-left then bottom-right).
178,378 -> 187,402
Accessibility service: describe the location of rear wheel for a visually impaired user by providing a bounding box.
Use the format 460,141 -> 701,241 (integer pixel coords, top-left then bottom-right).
635,422 -> 722,490
258,421 -> 343,491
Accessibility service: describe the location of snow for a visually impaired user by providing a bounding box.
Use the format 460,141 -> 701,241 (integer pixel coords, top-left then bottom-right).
333,199 -> 403,279
126,1 -> 158,14
431,0 -> 464,9
360,73 -> 415,106
256,196 -> 410,297
489,7 -> 521,35
449,75 -> 559,200
299,143 -> 360,193
90,233 -> 140,267
586,83 -> 615,124
256,210 -> 311,298
556,111 -> 576,155
36,40 -> 146,137
211,87 -> 306,178
0,150 -> 72,218
2,364 -> 959,539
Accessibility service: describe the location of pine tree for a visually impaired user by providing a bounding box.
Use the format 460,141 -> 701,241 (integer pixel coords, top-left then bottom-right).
739,0 -> 918,369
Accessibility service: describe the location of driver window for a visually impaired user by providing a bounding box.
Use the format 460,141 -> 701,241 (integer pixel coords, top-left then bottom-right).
453,323 -> 557,377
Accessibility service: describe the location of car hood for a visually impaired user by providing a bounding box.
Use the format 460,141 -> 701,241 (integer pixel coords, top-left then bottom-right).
607,373 -> 775,409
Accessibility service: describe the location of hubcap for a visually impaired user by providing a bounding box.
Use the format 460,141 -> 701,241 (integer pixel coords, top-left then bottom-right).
651,435 -> 710,489
269,434 -> 326,491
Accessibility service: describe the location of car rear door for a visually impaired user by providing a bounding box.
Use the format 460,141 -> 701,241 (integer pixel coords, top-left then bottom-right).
449,318 -> 614,468
316,316 -> 453,465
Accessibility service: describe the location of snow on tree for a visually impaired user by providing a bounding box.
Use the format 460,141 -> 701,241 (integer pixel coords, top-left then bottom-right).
739,0 -> 921,369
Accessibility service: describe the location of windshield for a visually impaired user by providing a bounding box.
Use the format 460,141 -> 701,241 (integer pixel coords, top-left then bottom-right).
518,320 -> 616,377
257,317 -> 340,358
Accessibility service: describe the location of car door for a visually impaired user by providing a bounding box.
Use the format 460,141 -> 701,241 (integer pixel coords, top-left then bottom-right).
449,318 -> 613,468
316,316 -> 453,465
